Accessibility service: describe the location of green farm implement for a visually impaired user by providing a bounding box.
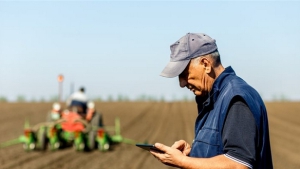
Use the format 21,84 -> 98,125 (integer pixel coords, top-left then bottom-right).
1,111 -> 137,152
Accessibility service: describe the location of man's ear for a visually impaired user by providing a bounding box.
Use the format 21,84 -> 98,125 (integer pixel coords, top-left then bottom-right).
201,58 -> 212,74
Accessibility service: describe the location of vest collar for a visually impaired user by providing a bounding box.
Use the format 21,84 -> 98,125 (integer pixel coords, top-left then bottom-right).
196,66 -> 236,107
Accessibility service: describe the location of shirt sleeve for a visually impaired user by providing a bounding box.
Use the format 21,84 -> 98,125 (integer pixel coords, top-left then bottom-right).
222,97 -> 257,169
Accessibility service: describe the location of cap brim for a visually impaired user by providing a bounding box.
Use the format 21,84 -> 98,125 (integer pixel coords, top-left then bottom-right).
160,60 -> 190,78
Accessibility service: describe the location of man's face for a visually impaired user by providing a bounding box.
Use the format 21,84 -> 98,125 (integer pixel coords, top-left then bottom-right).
178,59 -> 210,96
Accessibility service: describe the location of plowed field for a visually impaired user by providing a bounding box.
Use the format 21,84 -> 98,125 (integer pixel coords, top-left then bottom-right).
0,102 -> 299,169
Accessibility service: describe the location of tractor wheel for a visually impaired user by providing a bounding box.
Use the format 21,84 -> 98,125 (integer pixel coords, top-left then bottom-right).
87,131 -> 96,150
91,112 -> 103,127
74,142 -> 85,151
49,142 -> 60,151
98,142 -> 110,152
79,143 -> 85,151
37,128 -> 47,151
23,143 -> 35,151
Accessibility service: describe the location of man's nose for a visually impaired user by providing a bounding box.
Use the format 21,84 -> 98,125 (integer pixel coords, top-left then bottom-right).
179,78 -> 187,88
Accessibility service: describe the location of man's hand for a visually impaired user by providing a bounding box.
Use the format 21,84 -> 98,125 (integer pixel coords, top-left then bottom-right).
150,142 -> 189,168
150,141 -> 249,169
171,140 -> 191,156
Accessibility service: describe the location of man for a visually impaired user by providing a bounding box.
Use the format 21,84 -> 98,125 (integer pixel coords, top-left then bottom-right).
150,33 -> 273,169
66,87 -> 88,117
86,101 -> 104,127
47,102 -> 62,121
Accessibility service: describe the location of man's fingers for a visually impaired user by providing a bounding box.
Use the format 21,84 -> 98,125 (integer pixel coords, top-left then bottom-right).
154,143 -> 167,152
171,140 -> 185,149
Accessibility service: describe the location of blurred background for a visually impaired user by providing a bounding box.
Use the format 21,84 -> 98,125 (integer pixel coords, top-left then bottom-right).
1,1 -> 299,103
0,1 -> 300,169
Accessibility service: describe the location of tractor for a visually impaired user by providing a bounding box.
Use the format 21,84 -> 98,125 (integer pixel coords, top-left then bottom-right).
0,102 -> 138,151
1,112 -> 134,152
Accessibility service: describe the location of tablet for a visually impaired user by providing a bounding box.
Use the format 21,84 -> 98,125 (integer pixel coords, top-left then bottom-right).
136,143 -> 164,153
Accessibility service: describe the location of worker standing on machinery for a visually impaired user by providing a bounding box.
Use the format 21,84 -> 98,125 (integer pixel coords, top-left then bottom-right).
47,102 -> 62,121
86,101 -> 103,127
86,101 -> 96,122
66,87 -> 103,127
66,87 -> 88,118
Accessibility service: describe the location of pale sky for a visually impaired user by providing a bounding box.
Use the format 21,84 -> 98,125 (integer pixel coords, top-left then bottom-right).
1,1 -> 300,102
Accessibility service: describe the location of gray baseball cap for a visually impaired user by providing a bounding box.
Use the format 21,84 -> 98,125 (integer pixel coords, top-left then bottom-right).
160,33 -> 218,78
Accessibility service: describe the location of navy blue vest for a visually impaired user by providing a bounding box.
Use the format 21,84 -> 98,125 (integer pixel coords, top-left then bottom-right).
189,67 -> 273,169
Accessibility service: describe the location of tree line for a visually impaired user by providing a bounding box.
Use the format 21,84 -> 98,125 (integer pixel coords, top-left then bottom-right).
0,94 -> 196,103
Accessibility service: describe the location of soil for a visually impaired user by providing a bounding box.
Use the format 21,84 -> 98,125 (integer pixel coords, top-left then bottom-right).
0,101 -> 299,169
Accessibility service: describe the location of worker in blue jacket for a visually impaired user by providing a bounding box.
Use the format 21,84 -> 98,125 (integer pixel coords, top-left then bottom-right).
151,33 -> 273,169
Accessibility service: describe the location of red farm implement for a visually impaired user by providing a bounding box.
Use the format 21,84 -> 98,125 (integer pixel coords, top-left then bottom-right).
1,111 -> 137,152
